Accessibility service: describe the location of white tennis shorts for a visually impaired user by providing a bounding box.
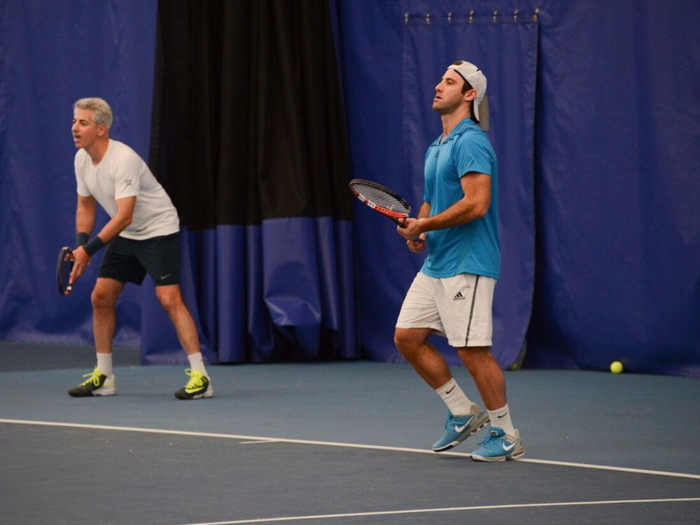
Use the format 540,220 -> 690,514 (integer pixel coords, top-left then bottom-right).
396,272 -> 495,348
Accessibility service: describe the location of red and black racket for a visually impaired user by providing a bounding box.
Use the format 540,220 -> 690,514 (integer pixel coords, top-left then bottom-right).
56,246 -> 74,296
349,179 -> 411,225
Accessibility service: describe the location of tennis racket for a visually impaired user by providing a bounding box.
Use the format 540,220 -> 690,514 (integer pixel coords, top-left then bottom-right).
349,179 -> 411,225
56,246 -> 74,296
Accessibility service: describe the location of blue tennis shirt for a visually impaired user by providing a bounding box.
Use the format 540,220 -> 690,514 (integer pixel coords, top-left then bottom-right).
421,118 -> 500,280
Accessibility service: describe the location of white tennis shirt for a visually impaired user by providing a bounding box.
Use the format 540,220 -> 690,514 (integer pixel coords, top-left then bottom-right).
75,139 -> 179,240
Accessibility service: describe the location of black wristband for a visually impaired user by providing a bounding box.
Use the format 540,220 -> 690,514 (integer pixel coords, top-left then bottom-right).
83,236 -> 106,257
75,232 -> 89,247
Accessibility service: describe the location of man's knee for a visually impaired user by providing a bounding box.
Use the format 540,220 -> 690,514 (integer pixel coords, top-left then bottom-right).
91,280 -> 121,310
394,328 -> 423,357
91,290 -> 114,310
155,285 -> 183,313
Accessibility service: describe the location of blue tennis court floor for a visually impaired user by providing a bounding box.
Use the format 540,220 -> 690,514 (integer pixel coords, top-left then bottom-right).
1,343 -> 698,524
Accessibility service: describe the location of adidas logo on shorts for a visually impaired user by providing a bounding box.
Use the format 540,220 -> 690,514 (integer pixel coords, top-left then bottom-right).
453,292 -> 466,301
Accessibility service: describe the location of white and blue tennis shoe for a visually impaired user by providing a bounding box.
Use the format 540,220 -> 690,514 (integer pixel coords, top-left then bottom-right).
432,408 -> 489,452
471,427 -> 524,461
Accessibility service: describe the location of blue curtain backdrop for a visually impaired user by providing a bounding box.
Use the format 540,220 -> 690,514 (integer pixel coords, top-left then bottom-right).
139,220 -> 356,365
0,0 -> 156,349
1,0 -> 699,377
525,0 -> 700,376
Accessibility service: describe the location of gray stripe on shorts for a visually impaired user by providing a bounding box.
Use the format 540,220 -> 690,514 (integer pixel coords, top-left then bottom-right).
464,275 -> 480,346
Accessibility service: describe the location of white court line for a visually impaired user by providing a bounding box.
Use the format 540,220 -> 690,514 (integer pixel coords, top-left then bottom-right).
2,418 -> 700,480
177,498 -> 700,525
238,440 -> 282,445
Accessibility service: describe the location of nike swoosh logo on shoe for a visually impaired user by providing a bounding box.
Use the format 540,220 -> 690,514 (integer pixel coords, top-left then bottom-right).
454,423 -> 469,432
503,442 -> 516,452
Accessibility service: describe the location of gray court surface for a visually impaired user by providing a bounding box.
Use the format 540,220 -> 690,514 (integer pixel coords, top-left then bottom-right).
1,342 -> 699,524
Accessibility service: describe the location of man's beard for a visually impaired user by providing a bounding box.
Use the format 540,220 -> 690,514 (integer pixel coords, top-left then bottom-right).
432,100 -> 458,115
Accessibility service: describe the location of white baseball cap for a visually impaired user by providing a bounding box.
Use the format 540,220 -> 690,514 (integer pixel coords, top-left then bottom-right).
447,61 -> 487,121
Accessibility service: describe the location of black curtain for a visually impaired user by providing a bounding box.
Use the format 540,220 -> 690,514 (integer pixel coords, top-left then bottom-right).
150,0 -> 352,228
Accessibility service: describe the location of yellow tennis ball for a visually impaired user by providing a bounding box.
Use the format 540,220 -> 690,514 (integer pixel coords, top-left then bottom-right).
610,361 -> 623,374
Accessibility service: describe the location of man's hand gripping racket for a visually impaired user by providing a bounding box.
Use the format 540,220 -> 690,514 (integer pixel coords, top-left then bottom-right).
57,243 -> 93,296
349,179 -> 425,252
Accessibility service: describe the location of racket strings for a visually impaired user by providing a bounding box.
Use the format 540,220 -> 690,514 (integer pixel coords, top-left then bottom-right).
353,184 -> 410,214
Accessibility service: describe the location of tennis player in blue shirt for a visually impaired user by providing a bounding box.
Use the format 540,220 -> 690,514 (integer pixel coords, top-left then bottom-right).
395,61 -> 523,461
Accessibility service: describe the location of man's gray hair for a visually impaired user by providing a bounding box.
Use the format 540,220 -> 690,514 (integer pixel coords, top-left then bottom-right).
73,98 -> 113,133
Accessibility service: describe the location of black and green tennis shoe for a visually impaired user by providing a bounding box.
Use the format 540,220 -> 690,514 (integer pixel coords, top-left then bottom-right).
174,369 -> 213,400
68,367 -> 116,397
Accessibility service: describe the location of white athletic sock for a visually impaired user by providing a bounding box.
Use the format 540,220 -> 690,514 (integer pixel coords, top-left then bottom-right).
488,404 -> 516,436
96,352 -> 113,377
187,352 -> 208,376
435,378 -> 474,416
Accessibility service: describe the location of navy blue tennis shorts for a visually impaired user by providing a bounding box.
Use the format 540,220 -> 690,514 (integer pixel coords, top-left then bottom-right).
98,232 -> 181,286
